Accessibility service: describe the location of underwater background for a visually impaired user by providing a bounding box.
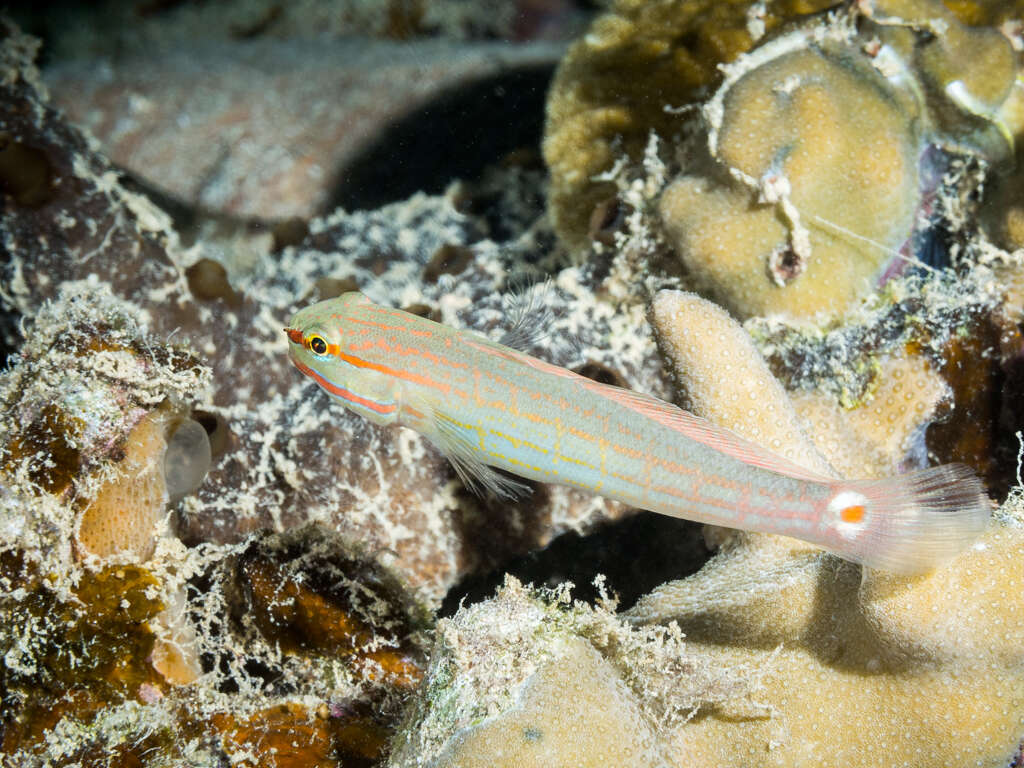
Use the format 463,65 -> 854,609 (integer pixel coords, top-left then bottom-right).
2,0 -> 1024,765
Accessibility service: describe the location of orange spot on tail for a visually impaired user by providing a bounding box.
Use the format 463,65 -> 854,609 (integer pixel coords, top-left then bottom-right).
840,504 -> 866,524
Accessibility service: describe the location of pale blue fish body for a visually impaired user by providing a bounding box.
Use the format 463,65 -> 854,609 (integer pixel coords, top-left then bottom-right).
285,292 -> 990,574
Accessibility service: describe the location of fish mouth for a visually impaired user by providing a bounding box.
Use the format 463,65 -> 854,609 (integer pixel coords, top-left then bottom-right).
284,327 -> 303,345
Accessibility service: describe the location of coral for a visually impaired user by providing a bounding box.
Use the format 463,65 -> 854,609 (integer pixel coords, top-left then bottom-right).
650,290 -> 834,475
659,37 -> 924,319
652,286 -> 963,488
0,280 -> 424,758
0,283 -> 210,571
433,636 -> 662,767
543,0 -> 838,250
77,406 -> 178,561
0,283 -> 213,696
213,702 -> 339,768
867,0 -> 1024,154
390,578 -> 745,767
392,290 -> 1024,768
743,259 -> 1023,491
623,518 -> 1024,767
545,0 -> 1024,320
788,351 -> 950,478
5,4 -> 1024,765
631,291 -> 1024,766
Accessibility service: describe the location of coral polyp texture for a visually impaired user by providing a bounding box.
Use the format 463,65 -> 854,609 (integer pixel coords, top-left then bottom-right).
660,38 -> 923,318
0,285 -> 210,571
545,0 -> 1024,319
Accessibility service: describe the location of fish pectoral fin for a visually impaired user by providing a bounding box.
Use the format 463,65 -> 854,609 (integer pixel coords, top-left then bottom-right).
430,409 -> 532,501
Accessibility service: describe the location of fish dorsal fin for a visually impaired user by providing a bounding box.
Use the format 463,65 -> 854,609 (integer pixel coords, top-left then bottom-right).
496,280 -> 553,351
581,381 -> 833,483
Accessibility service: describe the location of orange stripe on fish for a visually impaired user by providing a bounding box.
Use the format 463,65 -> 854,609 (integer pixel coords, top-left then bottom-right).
289,355 -> 397,415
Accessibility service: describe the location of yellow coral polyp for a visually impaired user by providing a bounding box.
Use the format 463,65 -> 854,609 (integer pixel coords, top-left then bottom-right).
789,352 -> 950,479
76,408 -> 173,561
543,0 -> 842,251
545,0 -> 1024,320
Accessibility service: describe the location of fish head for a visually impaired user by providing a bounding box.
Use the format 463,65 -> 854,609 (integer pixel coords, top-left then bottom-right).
284,293 -> 402,425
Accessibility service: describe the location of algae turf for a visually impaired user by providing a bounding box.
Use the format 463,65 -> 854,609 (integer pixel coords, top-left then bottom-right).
0,555 -> 166,751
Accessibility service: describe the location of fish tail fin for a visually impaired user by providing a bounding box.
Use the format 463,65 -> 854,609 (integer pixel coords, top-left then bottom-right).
826,464 -> 991,574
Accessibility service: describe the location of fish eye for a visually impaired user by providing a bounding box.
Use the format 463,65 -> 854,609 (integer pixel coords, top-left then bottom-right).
308,335 -> 328,355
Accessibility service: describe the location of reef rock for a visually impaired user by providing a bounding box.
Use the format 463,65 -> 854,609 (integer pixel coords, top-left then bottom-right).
0,16 -> 671,607
46,37 -> 564,219
5,4 -> 1024,765
0,282 -> 210,572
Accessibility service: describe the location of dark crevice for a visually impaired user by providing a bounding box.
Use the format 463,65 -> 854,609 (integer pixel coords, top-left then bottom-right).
440,511 -> 711,616
326,64 -> 554,213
